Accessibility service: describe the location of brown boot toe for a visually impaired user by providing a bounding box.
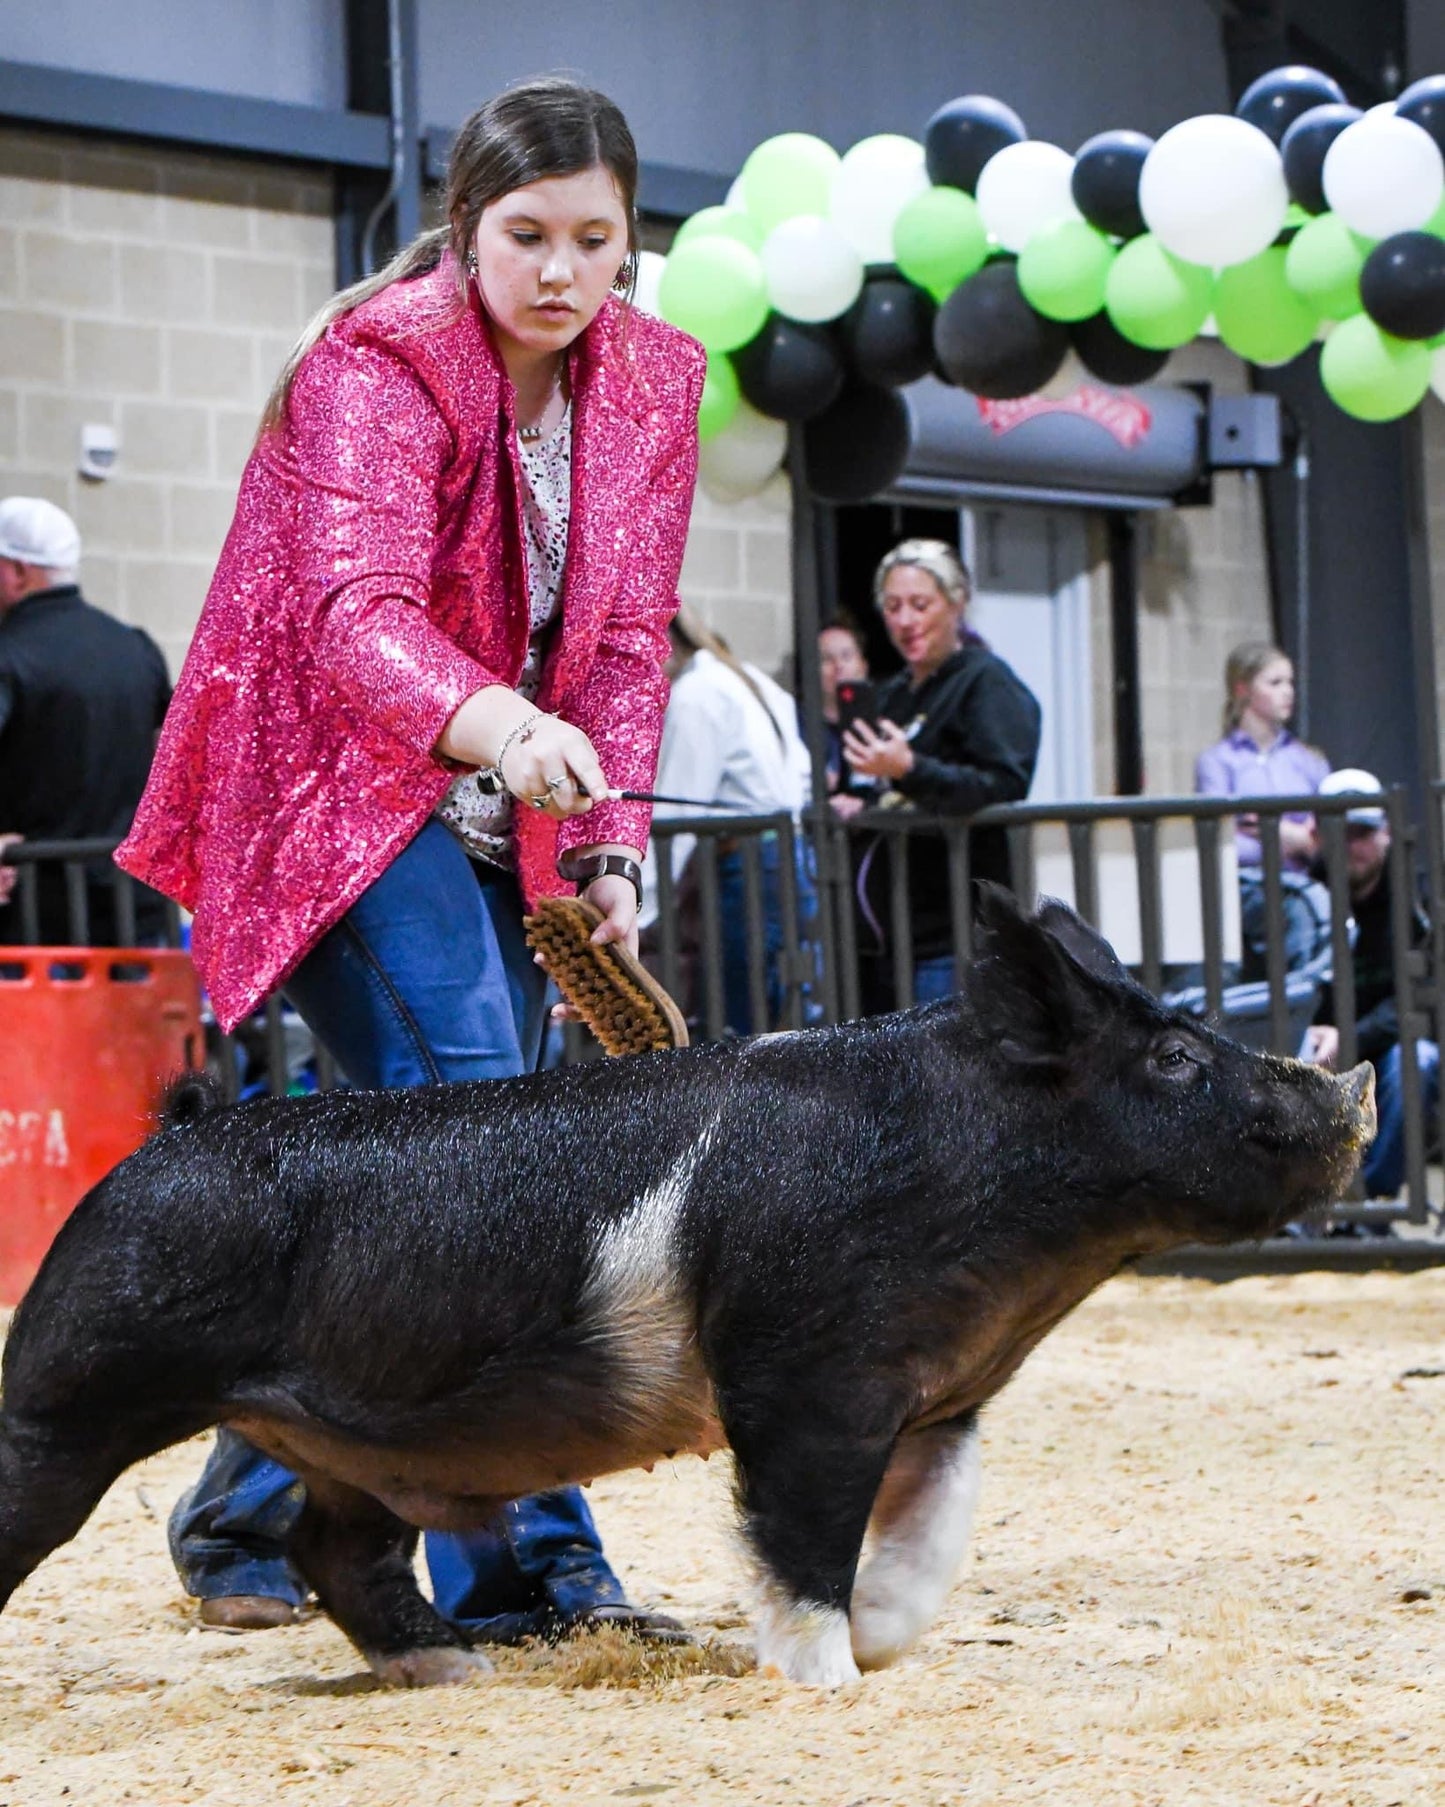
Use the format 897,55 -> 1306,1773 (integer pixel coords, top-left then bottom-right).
198,1594 -> 298,1631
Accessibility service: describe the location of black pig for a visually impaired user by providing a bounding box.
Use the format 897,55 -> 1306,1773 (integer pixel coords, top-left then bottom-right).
0,890 -> 1374,1687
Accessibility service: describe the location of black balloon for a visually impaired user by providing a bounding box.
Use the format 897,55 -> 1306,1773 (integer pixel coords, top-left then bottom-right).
731,315 -> 846,422
1071,311 -> 1169,386
932,262 -> 1070,399
801,383 -> 912,504
923,94 -> 1027,194
838,275 -> 937,389
1280,102 -> 1363,214
1236,64 -> 1347,145
1359,230 -> 1445,341
1071,130 -> 1153,240
1396,74 -> 1445,158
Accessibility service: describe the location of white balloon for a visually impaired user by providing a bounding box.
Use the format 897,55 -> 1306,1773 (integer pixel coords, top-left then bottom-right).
828,133 -> 930,263
1365,101 -> 1398,123
697,398 -> 788,502
1432,345 -> 1445,406
1140,114 -> 1287,267
760,215 -> 864,323
975,140 -> 1079,254
631,249 -> 668,316
1323,114 -> 1445,238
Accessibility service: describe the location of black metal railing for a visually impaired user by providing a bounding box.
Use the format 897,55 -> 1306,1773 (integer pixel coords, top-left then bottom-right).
4,787 -> 1440,1236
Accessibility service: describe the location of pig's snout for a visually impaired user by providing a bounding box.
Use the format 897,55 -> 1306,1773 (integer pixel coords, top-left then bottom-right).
1340,1061 -> 1377,1145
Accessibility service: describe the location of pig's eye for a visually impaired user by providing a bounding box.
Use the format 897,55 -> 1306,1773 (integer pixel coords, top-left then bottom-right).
1153,1043 -> 1199,1079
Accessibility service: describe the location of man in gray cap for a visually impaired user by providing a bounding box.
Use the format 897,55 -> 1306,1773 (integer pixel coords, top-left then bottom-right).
0,496 -> 172,943
1302,768 -> 1438,1201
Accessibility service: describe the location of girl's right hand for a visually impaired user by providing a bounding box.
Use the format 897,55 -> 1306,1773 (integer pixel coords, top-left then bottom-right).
437,687 -> 608,819
500,714 -> 609,820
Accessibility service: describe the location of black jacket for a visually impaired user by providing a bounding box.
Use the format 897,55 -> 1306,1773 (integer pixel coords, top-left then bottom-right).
855,643 -> 1042,965
1316,861 -> 1431,1064
0,585 -> 171,942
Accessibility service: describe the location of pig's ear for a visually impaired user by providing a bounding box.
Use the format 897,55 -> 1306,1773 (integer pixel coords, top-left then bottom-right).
1033,898 -> 1130,986
967,885 -> 1088,1072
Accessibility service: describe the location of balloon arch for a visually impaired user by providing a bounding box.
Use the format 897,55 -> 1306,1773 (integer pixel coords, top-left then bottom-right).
639,68 -> 1445,504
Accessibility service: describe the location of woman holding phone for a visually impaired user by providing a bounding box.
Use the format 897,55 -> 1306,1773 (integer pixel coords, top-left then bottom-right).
833,538 -> 1041,1010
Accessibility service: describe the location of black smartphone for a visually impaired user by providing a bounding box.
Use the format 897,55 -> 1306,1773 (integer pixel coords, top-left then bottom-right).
836,678 -> 878,740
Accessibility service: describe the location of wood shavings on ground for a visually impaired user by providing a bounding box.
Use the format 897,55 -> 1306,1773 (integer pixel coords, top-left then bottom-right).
2,1269 -> 1442,1805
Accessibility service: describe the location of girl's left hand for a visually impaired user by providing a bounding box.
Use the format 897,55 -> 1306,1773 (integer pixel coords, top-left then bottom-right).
843,718 -> 914,781
582,873 -> 640,955
543,872 -> 641,1023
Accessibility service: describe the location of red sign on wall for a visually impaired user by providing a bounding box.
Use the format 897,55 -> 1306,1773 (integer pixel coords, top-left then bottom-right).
975,386 -> 1153,449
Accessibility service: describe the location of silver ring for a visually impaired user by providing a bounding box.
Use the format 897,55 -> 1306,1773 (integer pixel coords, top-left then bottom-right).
545,773 -> 569,791
528,792 -> 550,810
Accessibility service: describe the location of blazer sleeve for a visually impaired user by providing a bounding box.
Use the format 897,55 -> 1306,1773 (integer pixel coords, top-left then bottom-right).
557,346 -> 706,857
284,331 -> 501,758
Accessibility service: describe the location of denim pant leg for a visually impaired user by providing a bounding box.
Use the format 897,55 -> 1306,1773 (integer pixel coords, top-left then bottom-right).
171,822 -> 606,1619
1362,1039 -> 1441,1197
167,1427 -> 310,1605
913,955 -> 957,1005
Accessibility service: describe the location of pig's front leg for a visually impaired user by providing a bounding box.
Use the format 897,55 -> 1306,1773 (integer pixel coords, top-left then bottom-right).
850,1411 -> 981,1671
725,1388 -> 903,1688
288,1475 -> 491,1687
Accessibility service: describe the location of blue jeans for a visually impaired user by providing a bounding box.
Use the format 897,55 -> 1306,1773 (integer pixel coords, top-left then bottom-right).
1362,1038 -> 1440,1198
169,819 -> 628,1637
716,834 -> 817,1035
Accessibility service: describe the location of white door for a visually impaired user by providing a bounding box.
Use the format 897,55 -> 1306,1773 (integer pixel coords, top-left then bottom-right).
960,506 -> 1093,804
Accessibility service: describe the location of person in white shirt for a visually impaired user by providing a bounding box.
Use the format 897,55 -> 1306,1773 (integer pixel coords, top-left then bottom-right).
640,608 -> 814,1032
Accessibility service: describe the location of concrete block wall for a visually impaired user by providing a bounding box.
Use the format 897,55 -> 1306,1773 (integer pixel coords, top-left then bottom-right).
677,471 -> 796,682
0,127 -> 333,674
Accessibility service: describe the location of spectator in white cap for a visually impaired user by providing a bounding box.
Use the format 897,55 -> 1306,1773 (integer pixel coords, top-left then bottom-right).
1302,768 -> 1437,1202
0,495 -> 172,942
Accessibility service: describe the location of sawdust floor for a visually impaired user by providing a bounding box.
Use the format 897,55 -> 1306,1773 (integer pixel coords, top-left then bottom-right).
1,1270 -> 1442,1807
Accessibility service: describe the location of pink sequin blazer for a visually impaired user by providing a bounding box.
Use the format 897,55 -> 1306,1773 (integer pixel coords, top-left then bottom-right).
117,258 -> 706,1029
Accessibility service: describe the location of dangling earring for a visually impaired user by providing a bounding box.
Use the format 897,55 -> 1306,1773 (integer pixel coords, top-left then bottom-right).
613,251 -> 638,295
465,249 -> 478,283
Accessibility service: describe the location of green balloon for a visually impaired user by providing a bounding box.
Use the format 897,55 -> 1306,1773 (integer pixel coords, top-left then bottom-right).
892,185 -> 989,303
657,236 -> 770,353
1320,315 -> 1432,422
674,205 -> 764,254
739,133 -> 840,237
1018,218 -> 1115,323
697,353 -> 740,441
1425,193 -> 1445,241
1213,247 -> 1319,366
1103,236 -> 1213,351
1284,213 -> 1364,321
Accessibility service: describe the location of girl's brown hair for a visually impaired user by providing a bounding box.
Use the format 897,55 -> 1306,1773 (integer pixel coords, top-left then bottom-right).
259,76 -> 639,434
1222,640 -> 1290,733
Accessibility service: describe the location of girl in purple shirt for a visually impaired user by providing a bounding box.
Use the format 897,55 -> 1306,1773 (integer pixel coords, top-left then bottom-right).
1195,642 -> 1329,872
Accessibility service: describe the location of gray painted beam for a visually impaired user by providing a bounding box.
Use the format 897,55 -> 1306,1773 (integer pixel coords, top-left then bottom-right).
423,125 -> 726,221
0,58 -> 390,169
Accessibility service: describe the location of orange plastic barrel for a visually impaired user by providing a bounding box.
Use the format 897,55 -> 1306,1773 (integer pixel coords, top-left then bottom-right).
0,948 -> 204,1307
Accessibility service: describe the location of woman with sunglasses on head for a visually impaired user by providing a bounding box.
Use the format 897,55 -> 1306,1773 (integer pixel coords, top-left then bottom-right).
118,77 -> 704,1649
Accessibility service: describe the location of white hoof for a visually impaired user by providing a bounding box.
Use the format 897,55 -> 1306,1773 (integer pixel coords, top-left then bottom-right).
368,1645 -> 493,1687
849,1595 -> 919,1671
754,1597 -> 861,1688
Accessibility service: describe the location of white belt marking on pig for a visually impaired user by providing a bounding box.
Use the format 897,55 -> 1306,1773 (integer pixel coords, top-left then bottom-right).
754,1582 -> 861,1687
581,1119 -> 721,1445
850,1418 -> 982,1670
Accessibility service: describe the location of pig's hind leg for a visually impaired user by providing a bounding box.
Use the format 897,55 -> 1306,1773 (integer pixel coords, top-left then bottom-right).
287,1476 -> 490,1687
849,1412 -> 981,1671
